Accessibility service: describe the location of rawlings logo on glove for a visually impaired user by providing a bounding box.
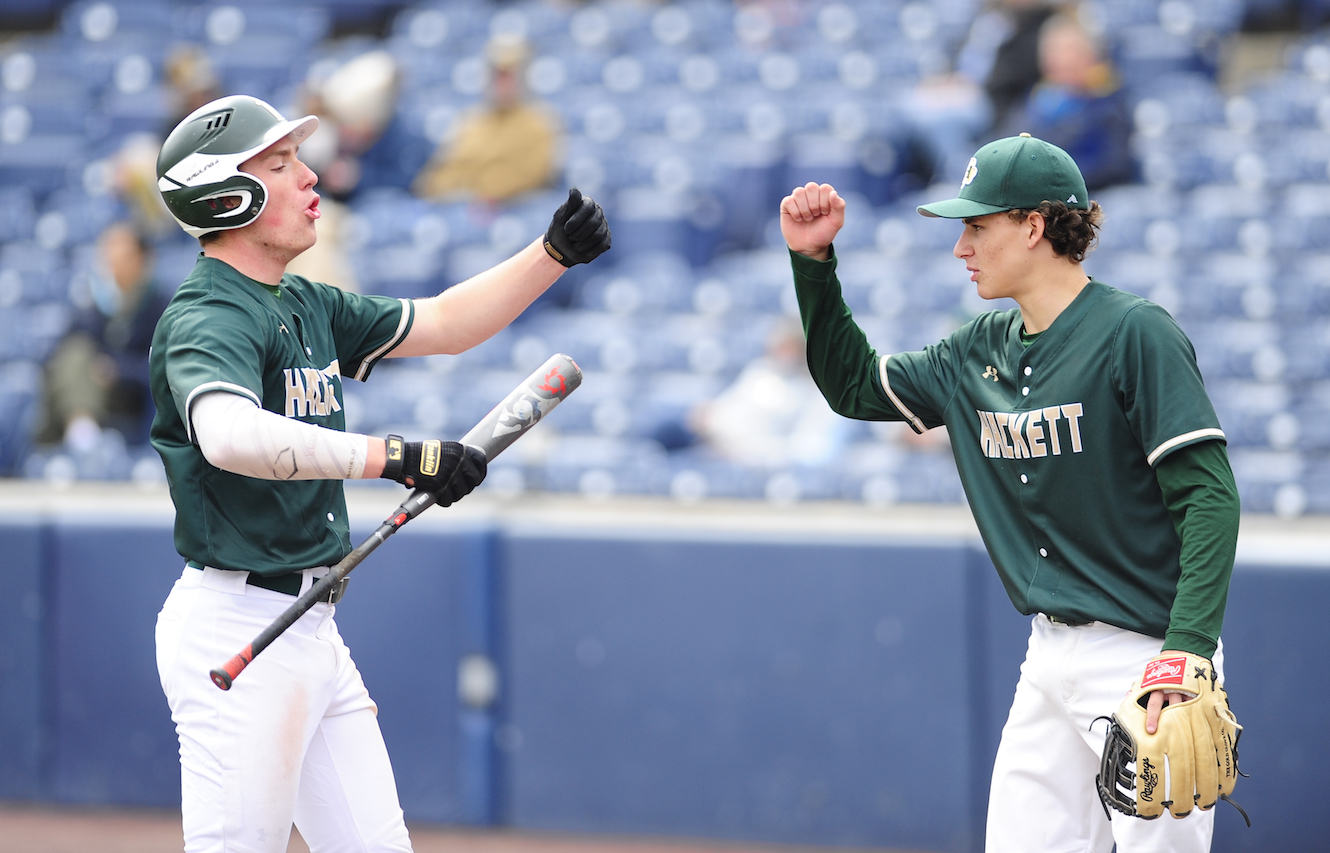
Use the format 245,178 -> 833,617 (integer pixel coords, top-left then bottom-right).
1095,651 -> 1249,826
1140,655 -> 1187,688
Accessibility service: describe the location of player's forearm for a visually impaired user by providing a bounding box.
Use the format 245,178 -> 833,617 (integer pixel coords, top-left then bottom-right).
1156,440 -> 1240,657
391,239 -> 563,358
790,249 -> 898,422
192,390 -> 377,481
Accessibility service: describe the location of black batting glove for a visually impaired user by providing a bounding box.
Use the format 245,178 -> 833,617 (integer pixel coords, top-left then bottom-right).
543,187 -> 611,266
381,435 -> 488,506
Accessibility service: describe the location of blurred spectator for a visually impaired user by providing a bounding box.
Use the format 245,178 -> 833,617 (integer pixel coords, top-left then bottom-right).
163,43 -> 223,128
997,11 -> 1137,191
283,49 -> 430,292
1241,0 -> 1330,31
111,133 -> 177,240
902,0 -> 1060,186
36,222 -> 169,448
306,49 -> 430,201
412,35 -> 561,205
658,318 -> 853,468
109,45 -> 223,241
972,0 -> 1062,135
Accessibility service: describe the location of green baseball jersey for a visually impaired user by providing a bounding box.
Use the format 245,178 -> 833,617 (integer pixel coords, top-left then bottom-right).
792,251 -> 1227,640
149,255 -> 414,575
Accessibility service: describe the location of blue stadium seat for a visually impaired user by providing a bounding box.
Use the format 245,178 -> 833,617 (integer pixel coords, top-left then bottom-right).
60,0 -> 178,41
0,0 -> 1319,503
0,134 -> 86,196
170,4 -> 331,45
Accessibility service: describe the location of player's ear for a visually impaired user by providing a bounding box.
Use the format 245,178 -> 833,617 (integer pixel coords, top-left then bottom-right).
1024,211 -> 1046,249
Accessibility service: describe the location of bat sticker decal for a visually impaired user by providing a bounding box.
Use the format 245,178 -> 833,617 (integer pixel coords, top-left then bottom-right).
539,367 -> 567,395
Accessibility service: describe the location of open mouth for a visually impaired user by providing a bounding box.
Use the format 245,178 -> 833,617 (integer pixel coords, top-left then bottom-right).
307,195 -> 321,219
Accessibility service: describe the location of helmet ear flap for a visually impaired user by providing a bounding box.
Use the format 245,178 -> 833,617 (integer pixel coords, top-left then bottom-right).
164,172 -> 268,237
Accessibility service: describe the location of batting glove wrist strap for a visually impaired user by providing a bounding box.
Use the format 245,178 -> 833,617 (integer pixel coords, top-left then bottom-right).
544,187 -> 611,267
382,434 -> 406,483
1095,651 -> 1248,825
380,435 -> 488,506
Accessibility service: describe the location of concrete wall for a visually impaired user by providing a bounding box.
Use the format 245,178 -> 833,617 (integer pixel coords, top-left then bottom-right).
0,484 -> 1325,851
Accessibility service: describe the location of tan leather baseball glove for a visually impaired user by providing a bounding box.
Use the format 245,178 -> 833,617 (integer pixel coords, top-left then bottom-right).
1096,651 -> 1248,824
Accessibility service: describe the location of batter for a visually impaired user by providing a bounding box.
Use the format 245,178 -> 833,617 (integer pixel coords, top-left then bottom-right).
780,134 -> 1240,851
150,95 -> 610,852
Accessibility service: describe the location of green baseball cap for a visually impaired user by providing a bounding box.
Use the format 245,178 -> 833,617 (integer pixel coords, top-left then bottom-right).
917,133 -> 1090,219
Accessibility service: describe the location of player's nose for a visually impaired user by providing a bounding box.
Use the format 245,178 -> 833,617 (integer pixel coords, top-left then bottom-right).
953,232 -> 971,259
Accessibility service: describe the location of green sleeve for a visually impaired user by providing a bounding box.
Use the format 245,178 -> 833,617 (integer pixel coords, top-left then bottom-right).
1156,439 -> 1240,658
789,248 -> 905,422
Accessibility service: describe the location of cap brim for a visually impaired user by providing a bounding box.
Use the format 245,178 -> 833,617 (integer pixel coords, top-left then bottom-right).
916,197 -> 1012,219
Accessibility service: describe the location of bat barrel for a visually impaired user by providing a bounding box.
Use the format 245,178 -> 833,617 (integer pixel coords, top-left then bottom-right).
460,353 -> 581,457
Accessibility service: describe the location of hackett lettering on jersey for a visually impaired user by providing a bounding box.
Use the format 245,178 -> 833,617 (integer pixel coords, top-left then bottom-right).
284,360 -> 344,418
977,403 -> 1084,459
792,251 -> 1225,640
149,256 -> 414,575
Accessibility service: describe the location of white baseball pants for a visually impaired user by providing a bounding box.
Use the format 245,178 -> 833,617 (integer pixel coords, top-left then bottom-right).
986,614 -> 1225,853
156,565 -> 413,853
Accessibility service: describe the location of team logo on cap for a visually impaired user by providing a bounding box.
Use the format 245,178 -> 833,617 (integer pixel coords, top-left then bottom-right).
961,157 -> 979,188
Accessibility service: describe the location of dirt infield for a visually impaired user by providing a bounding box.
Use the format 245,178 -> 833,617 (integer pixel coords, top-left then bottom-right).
0,803 -> 925,853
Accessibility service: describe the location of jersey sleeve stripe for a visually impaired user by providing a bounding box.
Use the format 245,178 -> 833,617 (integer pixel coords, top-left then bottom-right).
878,354 -> 926,434
183,382 -> 262,443
1146,428 -> 1226,466
353,298 -> 412,382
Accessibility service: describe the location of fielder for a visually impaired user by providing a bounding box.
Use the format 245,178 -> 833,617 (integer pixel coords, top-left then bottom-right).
149,94 -> 609,852
781,134 -> 1242,852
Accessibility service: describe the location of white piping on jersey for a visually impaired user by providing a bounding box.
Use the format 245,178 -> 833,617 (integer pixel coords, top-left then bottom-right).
878,354 -> 926,434
1147,428 -> 1226,466
354,298 -> 412,381
184,381 -> 261,443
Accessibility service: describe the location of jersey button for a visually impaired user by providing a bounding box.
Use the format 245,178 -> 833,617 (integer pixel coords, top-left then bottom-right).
326,512 -> 335,521
1039,547 -> 1048,558
1024,366 -> 1032,376
1022,386 -> 1030,396
306,347 -> 313,356
1020,474 -> 1028,484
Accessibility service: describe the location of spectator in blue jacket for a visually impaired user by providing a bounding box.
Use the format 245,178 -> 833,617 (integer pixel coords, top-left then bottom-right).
997,12 -> 1137,191
37,221 -> 169,447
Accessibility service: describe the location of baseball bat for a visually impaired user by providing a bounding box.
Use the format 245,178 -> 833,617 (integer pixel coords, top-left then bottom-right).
209,353 -> 582,690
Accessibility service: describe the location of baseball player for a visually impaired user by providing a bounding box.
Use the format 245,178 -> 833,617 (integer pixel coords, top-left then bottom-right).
780,134 -> 1241,852
149,95 -> 609,853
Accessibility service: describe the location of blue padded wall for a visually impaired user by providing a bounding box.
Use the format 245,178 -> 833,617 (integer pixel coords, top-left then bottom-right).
1209,563 -> 1330,852
963,547 -> 1035,843
334,522 -> 498,825
0,520 -> 47,799
46,521 -> 181,806
1,505 -> 1327,852
497,532 -> 984,852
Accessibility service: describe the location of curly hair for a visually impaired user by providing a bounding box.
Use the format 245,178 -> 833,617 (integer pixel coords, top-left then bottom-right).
1007,200 -> 1104,263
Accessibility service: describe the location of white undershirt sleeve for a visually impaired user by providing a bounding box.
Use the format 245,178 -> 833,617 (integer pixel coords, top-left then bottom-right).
191,390 -> 370,481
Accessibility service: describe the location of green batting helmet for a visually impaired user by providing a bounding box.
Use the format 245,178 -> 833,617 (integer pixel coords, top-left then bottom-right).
156,95 -> 319,238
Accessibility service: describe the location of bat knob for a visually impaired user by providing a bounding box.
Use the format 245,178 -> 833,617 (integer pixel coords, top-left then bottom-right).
210,668 -> 234,691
